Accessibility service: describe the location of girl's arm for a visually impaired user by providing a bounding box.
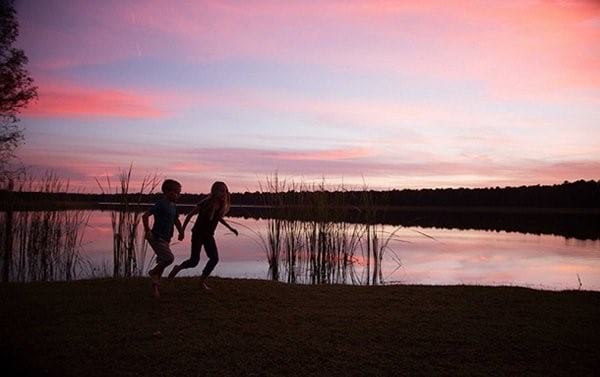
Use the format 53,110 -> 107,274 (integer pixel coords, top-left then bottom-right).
218,218 -> 238,236
181,206 -> 200,232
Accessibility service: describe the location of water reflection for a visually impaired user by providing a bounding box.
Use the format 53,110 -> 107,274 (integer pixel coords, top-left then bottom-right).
2,209 -> 600,290
228,206 -> 600,240
386,227 -> 600,290
248,217 -> 373,285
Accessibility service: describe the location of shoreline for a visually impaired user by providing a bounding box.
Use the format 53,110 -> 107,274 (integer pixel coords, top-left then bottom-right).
2,201 -> 600,214
3,202 -> 599,240
2,276 -> 595,292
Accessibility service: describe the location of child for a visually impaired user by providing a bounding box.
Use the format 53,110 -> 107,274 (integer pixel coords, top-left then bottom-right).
142,179 -> 183,298
168,181 -> 238,290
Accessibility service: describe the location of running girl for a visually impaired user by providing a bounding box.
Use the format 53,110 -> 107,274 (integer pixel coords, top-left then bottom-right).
168,181 -> 238,290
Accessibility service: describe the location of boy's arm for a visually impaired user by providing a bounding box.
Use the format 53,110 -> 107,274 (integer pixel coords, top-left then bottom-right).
175,217 -> 183,233
142,211 -> 152,239
219,218 -> 238,236
175,217 -> 184,241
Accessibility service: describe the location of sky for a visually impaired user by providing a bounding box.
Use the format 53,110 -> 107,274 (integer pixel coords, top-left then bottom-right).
13,0 -> 600,193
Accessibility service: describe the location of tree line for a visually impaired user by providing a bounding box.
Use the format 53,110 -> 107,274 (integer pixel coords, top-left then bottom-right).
2,180 -> 599,209
234,180 -> 600,208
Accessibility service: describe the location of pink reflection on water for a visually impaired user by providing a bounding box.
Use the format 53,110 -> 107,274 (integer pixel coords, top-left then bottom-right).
81,211 -> 600,290
384,227 -> 600,290
83,211 -> 269,279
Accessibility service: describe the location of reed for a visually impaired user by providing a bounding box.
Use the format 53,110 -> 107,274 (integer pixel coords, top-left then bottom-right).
258,174 -> 287,281
251,174 -> 402,285
354,188 -> 403,285
95,165 -> 159,278
0,173 -> 89,282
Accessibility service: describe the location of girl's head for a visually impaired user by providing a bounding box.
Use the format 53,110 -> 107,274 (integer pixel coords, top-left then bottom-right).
210,181 -> 230,217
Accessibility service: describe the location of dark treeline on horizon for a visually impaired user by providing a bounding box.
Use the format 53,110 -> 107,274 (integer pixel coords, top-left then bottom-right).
1,180 -> 600,209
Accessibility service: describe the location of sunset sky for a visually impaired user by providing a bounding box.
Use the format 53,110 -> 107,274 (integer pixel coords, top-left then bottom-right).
15,0 -> 600,193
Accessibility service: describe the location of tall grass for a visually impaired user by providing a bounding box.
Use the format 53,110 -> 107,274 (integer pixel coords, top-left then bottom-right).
95,165 -> 159,278
0,173 -> 89,282
245,174 -> 402,285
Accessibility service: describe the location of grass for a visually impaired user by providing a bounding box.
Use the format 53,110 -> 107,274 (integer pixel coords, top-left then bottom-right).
1,278 -> 599,376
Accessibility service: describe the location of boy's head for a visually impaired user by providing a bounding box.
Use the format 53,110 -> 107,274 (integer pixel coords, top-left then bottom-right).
162,179 -> 182,202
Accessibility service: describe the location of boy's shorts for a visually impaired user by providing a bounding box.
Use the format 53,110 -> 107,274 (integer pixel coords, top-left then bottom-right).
147,233 -> 174,265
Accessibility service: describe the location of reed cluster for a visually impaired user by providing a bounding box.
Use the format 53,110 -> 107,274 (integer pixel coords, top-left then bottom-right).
95,165 -> 159,278
0,173 -> 88,282
238,174 -> 403,285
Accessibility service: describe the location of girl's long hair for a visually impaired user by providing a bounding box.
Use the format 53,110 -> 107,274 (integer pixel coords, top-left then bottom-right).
208,181 -> 230,219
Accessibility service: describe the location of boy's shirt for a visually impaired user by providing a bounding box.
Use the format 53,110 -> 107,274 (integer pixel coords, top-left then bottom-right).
149,198 -> 177,241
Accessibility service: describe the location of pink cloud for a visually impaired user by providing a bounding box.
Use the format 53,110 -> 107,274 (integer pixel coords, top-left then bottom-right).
15,139 -> 600,192
171,162 -> 215,173
264,147 -> 371,161
513,160 -> 600,183
171,147 -> 600,188
23,82 -> 164,119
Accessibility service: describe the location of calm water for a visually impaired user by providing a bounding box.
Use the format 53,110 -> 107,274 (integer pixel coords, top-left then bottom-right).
2,209 -> 600,290
82,210 -> 600,290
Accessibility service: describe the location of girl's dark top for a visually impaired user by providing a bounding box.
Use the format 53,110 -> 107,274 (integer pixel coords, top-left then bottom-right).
191,198 -> 220,237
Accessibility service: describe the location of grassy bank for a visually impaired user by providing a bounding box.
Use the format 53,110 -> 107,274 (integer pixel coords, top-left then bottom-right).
1,278 -> 599,376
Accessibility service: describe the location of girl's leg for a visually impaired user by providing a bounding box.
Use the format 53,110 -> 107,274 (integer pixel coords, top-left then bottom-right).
168,234 -> 202,278
199,236 -> 219,288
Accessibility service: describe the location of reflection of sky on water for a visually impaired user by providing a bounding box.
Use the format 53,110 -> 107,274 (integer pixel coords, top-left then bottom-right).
82,211 -> 600,290
84,211 -> 269,279
386,227 -> 600,290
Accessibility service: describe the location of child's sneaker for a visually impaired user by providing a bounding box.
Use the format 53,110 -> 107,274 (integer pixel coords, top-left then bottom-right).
148,269 -> 161,298
151,281 -> 161,298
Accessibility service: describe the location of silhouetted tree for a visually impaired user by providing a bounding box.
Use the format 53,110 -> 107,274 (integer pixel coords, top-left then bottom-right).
0,0 -> 37,183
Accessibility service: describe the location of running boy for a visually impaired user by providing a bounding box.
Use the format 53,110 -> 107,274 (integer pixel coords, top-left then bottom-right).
142,179 -> 183,298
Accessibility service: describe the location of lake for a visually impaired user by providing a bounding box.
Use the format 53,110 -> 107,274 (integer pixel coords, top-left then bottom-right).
2,207 -> 600,290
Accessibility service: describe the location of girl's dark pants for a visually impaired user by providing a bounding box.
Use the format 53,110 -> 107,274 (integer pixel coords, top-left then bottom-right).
179,232 -> 219,276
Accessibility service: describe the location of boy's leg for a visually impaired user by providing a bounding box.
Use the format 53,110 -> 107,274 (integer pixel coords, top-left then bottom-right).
146,235 -> 170,298
148,235 -> 175,277
154,247 -> 175,277
147,235 -> 160,278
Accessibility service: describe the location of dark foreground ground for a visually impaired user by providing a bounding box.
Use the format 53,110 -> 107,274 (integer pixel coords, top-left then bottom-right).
1,278 -> 599,376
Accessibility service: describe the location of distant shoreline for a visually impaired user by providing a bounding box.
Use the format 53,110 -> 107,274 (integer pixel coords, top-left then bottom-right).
2,201 -> 599,215
3,201 -> 599,240
2,180 -> 599,210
